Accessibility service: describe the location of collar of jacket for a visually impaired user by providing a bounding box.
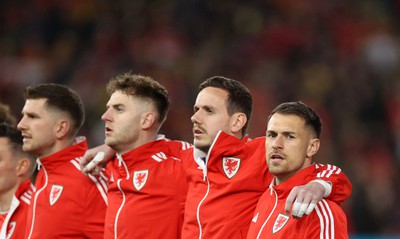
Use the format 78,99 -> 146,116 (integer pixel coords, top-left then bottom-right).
269,164 -> 317,199
113,134 -> 169,169
193,131 -> 249,180
37,137 -> 88,171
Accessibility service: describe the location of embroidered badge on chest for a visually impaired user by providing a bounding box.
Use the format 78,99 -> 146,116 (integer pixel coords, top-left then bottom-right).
7,221 -> 16,239
222,157 -> 241,179
49,184 -> 64,206
273,213 -> 290,234
133,170 -> 149,191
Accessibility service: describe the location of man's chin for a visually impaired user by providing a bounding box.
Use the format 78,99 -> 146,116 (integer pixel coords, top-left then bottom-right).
194,142 -> 210,153
22,144 -> 33,153
105,140 -> 117,150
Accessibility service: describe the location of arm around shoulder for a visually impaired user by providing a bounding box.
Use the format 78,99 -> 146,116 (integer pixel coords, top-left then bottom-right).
314,164 -> 352,205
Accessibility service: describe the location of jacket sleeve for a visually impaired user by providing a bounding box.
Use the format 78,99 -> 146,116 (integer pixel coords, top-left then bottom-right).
167,140 -> 193,160
82,173 -> 108,238
314,164 -> 352,205
305,199 -> 349,238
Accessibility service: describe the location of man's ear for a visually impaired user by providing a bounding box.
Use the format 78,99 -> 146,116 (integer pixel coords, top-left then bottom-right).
231,112 -> 247,134
16,158 -> 30,177
307,138 -> 320,157
55,119 -> 70,139
141,112 -> 155,130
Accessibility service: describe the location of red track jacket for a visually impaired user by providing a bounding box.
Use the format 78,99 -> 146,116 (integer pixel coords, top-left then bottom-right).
247,165 -> 348,239
25,138 -> 108,239
0,180 -> 33,239
172,131 -> 351,239
104,137 -> 188,239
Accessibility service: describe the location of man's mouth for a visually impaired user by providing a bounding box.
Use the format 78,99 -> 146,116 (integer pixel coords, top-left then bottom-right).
270,153 -> 284,162
193,126 -> 205,136
21,133 -> 32,142
105,126 -> 112,135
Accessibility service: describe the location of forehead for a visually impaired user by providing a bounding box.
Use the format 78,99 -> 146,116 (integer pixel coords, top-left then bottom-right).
23,98 -> 47,110
22,98 -> 52,115
195,87 -> 228,107
107,91 -> 152,112
267,113 -> 306,132
108,91 -> 137,104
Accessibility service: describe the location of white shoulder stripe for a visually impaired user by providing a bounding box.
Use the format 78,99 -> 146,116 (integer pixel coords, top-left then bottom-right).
23,191 -> 32,199
70,159 -> 108,205
322,200 -> 335,238
20,195 -> 31,205
181,141 -> 192,150
151,152 -> 168,162
315,204 -> 324,238
98,176 -> 108,192
88,174 -> 108,205
315,199 -> 335,238
70,159 -> 81,171
100,171 -> 108,181
316,164 -> 342,179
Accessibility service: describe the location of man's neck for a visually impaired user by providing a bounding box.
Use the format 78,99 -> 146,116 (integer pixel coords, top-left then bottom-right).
0,186 -> 18,212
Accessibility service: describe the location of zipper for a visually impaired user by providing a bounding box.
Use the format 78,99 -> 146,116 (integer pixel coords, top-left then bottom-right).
113,154 -> 130,239
256,186 -> 278,239
114,179 -> 125,239
27,160 -> 48,239
196,177 -> 210,239
195,131 -> 222,238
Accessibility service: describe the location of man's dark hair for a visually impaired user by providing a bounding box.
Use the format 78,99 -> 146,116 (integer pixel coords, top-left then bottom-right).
0,122 -> 24,153
24,83 -> 85,138
199,76 -> 253,135
106,73 -> 169,124
0,102 -> 17,126
0,122 -> 37,177
268,101 -> 322,138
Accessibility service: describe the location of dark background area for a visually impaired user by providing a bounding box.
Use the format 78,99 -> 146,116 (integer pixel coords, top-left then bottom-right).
1,0 -> 399,236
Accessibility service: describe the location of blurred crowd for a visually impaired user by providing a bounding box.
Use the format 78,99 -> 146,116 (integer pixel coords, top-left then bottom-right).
1,0 -> 399,235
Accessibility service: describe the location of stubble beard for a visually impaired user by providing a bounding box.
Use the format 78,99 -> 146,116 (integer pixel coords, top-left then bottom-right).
268,161 -> 287,176
193,139 -> 211,153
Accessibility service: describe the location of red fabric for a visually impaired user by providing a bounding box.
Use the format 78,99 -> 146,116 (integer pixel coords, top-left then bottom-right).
175,131 -> 352,239
179,132 -> 271,239
1,180 -> 33,239
0,214 -> 6,235
247,165 -> 348,238
25,139 -> 107,239
104,138 -> 188,239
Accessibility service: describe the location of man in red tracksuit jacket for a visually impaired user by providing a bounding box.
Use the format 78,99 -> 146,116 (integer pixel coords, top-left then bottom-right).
101,73 -> 187,238
247,165 -> 348,238
0,123 -> 36,239
247,101 -> 348,238
177,77 -> 351,239
18,84 -> 108,238
1,180 -> 33,239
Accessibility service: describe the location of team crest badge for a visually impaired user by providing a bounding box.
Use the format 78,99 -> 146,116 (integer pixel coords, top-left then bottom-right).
222,157 -> 241,179
49,184 -> 63,206
133,170 -> 149,191
273,213 -> 290,234
6,221 -> 16,239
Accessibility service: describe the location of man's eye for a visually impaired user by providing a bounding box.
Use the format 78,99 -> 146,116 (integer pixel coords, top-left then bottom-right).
266,133 -> 275,138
